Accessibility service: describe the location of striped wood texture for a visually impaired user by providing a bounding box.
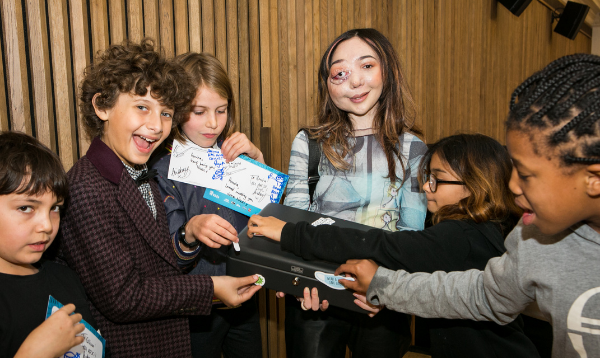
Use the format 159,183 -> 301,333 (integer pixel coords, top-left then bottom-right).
0,1 -> 590,356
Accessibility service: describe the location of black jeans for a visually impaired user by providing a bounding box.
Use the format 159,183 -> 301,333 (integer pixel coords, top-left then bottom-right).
284,295 -> 412,358
189,297 -> 262,358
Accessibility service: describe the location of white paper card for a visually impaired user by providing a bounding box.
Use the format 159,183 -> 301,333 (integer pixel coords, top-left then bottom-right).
168,139 -> 288,215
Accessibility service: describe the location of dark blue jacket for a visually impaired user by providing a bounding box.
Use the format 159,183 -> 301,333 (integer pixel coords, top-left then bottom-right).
150,140 -> 249,276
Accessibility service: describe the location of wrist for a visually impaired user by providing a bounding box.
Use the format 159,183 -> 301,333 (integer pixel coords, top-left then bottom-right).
178,220 -> 199,249
254,151 -> 265,164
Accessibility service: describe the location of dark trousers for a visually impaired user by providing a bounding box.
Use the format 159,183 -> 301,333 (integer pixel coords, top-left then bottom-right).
189,298 -> 262,358
284,295 -> 412,358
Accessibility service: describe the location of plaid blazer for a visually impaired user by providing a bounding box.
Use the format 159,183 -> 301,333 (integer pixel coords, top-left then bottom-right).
58,138 -> 213,357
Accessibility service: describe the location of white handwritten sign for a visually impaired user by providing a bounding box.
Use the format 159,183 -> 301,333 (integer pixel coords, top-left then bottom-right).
46,296 -> 105,358
168,139 -> 289,216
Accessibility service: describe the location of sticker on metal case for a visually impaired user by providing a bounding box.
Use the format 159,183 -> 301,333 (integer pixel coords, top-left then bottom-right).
255,274 -> 266,286
314,271 -> 355,290
311,217 -> 336,226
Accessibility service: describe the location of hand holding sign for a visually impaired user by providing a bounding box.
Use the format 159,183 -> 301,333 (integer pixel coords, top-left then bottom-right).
14,304 -> 84,358
44,296 -> 105,358
169,139 -> 289,216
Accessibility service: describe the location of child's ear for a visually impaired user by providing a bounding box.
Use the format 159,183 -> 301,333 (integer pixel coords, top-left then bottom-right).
92,93 -> 109,121
585,164 -> 600,197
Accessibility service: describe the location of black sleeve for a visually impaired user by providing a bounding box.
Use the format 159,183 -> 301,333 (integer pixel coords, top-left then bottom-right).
280,220 -> 474,273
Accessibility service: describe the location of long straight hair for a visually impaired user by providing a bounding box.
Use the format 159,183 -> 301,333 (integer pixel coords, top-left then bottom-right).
171,52 -> 236,143
308,28 -> 421,182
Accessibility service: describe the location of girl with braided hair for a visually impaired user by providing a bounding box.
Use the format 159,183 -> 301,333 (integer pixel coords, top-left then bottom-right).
323,53 -> 600,357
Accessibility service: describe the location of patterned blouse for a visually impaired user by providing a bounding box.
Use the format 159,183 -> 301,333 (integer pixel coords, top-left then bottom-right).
284,131 -> 427,231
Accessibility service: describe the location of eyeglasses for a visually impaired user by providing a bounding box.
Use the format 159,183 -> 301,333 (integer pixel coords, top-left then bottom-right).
424,173 -> 465,193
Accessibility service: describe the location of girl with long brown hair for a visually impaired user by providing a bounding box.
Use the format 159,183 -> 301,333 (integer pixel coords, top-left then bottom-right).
281,28 -> 427,358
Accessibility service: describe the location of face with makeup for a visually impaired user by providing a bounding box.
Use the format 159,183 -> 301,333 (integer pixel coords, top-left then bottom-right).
327,37 -> 383,126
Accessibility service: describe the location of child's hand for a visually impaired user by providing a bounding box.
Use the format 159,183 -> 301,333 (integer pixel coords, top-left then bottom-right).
212,275 -> 263,307
247,215 -> 286,241
187,214 -> 238,248
353,293 -> 383,317
335,259 -> 379,294
14,304 -> 85,358
221,132 -> 265,164
298,287 -> 329,311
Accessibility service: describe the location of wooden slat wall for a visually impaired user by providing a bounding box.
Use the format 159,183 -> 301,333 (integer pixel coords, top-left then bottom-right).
394,1 -> 591,143
0,1 -> 591,356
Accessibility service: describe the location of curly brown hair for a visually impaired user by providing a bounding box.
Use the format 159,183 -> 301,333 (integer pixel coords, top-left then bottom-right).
79,38 -> 196,141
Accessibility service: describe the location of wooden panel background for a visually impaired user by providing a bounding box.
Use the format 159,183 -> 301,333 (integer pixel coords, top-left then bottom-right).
0,0 -> 590,356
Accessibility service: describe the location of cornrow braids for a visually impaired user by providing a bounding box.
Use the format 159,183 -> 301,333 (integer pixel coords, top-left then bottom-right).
507,53 -> 600,166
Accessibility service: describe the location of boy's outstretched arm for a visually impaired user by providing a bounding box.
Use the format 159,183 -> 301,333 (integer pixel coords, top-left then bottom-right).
14,304 -> 84,358
362,224 -> 538,325
247,215 -> 286,241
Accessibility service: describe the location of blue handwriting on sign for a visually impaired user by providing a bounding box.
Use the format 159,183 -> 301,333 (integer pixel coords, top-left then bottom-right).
268,174 -> 285,202
64,352 -> 81,358
207,149 -> 226,180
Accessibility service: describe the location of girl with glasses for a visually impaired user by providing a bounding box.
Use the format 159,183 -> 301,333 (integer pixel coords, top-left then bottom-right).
247,133 -> 543,358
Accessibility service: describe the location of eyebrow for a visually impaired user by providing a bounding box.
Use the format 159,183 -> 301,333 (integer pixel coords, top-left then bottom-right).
9,198 -> 42,205
12,198 -> 64,205
330,55 -> 377,67
430,168 -> 447,174
193,104 -> 228,109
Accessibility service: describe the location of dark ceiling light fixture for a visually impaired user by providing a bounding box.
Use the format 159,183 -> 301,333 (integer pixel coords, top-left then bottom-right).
553,1 -> 590,40
498,0 -> 533,16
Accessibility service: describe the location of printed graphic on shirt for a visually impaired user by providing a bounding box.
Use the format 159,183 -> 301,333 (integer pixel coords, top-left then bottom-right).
285,132 -> 427,232
381,182 -> 400,210
378,209 -> 397,230
567,286 -> 600,356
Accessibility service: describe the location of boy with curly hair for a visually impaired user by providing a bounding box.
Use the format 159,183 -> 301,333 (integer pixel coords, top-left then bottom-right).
57,39 -> 261,358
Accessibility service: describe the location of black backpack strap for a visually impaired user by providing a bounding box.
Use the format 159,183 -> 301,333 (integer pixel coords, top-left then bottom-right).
302,129 -> 320,204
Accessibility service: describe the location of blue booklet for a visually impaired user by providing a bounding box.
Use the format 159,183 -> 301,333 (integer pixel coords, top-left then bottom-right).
46,296 -> 105,358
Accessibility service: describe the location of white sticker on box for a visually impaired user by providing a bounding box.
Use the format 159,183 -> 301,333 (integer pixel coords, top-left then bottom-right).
311,218 -> 336,226
314,271 -> 355,290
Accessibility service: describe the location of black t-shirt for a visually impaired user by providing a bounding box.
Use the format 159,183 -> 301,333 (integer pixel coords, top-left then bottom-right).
0,260 -> 96,358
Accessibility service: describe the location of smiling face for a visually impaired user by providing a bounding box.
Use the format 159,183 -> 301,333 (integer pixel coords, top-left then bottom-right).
0,190 -> 62,275
506,130 -> 597,235
327,37 -> 383,126
423,153 -> 471,213
94,90 -> 173,166
181,86 -> 228,148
